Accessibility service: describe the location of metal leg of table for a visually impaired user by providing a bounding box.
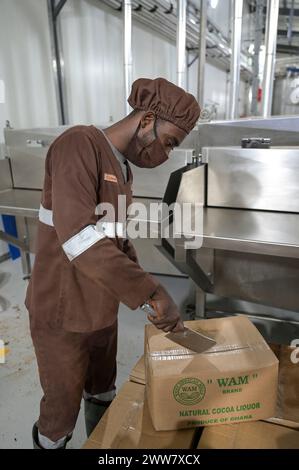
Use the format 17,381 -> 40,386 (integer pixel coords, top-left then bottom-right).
0,253 -> 10,264
195,286 -> 206,319
15,216 -> 32,280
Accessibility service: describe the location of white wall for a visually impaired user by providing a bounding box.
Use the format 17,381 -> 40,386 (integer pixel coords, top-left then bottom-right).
0,0 -> 58,129
188,59 -> 229,120
60,0 -> 177,124
133,22 -> 176,87
59,0 -> 124,125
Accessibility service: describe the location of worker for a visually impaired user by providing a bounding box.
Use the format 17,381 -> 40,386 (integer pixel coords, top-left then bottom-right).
25,77 -> 200,449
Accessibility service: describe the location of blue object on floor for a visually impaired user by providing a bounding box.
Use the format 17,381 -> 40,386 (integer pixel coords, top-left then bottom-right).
1,215 -> 20,260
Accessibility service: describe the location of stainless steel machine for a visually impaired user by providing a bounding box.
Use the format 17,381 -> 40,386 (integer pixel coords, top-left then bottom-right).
1,116 -> 299,343
156,116 -> 299,344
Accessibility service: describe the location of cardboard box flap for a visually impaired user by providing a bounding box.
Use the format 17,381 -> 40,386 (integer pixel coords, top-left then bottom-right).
269,343 -> 299,424
83,381 -> 196,449
146,316 -> 278,376
83,381 -> 144,449
147,316 -> 270,355
265,417 -> 299,430
197,421 -> 299,449
129,356 -> 145,385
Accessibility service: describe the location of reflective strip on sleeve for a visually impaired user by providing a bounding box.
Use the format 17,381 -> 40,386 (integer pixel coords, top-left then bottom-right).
39,204 -> 125,238
39,204 -> 54,226
39,205 -> 125,259
96,221 -> 125,238
62,225 -> 106,261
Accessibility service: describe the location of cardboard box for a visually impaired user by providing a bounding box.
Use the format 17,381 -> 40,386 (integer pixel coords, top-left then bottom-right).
145,315 -> 278,431
83,367 -> 196,449
269,343 -> 299,424
197,420 -> 299,449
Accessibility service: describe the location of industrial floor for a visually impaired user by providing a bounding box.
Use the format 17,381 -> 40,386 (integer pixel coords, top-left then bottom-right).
0,257 -> 192,449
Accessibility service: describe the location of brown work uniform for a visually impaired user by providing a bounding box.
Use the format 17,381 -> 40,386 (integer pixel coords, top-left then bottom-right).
25,125 -> 158,441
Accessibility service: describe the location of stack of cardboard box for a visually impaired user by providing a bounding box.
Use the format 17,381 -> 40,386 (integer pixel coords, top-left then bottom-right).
83,316 -> 299,449
82,356 -> 197,449
197,420 -> 299,449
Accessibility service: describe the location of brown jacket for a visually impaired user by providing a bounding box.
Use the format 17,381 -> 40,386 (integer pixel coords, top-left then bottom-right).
25,125 -> 159,332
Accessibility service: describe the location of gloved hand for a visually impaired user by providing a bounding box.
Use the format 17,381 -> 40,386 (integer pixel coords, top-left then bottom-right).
147,284 -> 185,333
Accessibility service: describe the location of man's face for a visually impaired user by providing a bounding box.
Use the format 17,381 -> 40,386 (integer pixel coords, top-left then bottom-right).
137,112 -> 187,157
155,120 -> 187,156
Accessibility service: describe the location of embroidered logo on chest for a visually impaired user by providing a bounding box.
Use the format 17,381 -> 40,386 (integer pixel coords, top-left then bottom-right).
104,173 -> 118,183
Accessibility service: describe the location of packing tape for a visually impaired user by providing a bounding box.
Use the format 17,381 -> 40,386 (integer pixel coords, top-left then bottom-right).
149,342 -> 266,361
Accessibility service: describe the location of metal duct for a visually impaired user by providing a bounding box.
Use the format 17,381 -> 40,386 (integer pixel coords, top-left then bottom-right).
124,0 -> 133,115
228,0 -> 243,120
176,0 -> 187,89
262,0 -> 279,117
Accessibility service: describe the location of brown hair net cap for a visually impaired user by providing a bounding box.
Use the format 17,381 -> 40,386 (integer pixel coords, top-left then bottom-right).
128,77 -> 200,134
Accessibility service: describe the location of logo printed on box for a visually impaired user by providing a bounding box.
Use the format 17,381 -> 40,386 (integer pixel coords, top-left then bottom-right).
173,378 -> 206,405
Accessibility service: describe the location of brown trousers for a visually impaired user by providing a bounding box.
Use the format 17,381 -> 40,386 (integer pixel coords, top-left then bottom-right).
30,319 -> 117,442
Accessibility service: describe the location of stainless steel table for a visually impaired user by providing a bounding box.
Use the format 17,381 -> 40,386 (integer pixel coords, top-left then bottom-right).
0,189 -> 41,278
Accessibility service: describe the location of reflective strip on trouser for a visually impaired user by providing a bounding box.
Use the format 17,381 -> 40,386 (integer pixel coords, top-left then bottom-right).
38,204 -> 125,261
38,431 -> 71,449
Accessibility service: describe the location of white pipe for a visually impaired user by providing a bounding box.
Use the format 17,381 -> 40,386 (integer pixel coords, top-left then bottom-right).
262,0 -> 279,117
104,0 -> 253,77
176,0 -> 187,89
123,0 -> 133,115
228,0 -> 243,120
197,0 -> 207,106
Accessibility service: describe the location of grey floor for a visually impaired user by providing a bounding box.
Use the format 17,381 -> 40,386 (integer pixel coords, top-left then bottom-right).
0,257 -> 192,449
